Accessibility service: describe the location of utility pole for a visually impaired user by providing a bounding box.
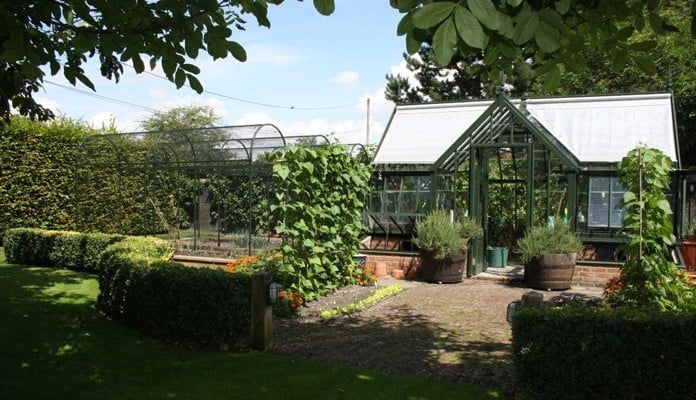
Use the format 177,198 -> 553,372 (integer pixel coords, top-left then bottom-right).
366,98 -> 371,145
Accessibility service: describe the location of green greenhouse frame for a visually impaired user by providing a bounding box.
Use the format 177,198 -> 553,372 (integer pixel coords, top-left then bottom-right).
369,92 -> 689,276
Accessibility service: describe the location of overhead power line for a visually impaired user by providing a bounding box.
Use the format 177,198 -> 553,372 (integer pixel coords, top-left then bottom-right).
122,63 -> 360,111
44,79 -> 158,113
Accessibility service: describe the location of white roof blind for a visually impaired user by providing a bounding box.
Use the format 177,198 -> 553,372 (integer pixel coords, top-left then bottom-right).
373,101 -> 492,164
373,93 -> 677,165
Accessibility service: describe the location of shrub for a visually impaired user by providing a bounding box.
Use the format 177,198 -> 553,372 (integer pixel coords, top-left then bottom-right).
413,210 -> 482,260
98,237 -> 251,349
269,144 -> 372,301
516,222 -> 583,263
512,306 -> 696,399
99,236 -> 174,265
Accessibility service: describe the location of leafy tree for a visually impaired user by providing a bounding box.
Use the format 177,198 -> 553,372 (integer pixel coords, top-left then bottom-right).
139,104 -> 222,132
0,0 -> 334,122
390,0 -> 694,90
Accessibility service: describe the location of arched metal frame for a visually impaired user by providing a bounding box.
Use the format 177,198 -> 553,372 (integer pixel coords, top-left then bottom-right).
76,124 -> 360,257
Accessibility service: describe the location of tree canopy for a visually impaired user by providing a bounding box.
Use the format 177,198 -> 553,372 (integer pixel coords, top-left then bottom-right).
5,0 -> 696,122
389,0 -> 694,91
0,0 -> 335,122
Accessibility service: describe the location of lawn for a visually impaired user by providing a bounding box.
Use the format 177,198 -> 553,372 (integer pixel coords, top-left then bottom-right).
0,250 -> 504,400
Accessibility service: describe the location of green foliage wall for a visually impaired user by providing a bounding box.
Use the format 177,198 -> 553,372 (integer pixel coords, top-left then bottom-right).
270,144 -> 371,301
0,118 -> 89,233
0,117 -> 186,236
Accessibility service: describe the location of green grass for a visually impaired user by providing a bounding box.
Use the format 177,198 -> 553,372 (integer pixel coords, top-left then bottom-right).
0,256 -> 504,400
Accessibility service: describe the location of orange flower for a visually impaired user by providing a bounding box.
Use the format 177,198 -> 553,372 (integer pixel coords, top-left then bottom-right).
227,255 -> 260,273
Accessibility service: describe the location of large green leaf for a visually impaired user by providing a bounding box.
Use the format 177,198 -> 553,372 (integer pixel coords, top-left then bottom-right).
542,64 -> 561,92
433,18 -> 457,65
512,8 -> 539,45
534,21 -> 560,53
468,0 -> 500,30
313,0 -> 335,15
454,7 -> 487,49
413,2 -> 457,29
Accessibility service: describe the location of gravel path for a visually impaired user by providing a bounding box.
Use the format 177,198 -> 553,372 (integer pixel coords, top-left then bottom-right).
271,277 -> 602,396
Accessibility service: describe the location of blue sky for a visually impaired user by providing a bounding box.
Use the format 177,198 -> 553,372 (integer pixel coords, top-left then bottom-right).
36,1 -> 411,145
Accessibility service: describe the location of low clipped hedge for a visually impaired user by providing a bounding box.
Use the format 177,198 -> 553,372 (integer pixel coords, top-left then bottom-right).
97,236 -> 251,349
512,306 -> 696,400
3,227 -> 122,272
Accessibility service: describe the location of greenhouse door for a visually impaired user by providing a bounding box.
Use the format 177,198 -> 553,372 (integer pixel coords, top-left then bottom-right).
468,143 -> 532,275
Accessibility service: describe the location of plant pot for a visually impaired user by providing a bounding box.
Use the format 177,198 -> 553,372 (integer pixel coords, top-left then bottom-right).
682,238 -> 696,272
525,253 -> 576,290
419,249 -> 467,283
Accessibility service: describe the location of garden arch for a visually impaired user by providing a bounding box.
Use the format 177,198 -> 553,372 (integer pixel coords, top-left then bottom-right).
77,124 -> 332,256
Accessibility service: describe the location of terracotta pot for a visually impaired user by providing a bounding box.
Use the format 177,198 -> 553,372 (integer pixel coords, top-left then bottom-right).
525,253 -> 576,290
419,249 -> 467,283
391,269 -> 405,279
682,237 -> 696,272
374,262 -> 388,277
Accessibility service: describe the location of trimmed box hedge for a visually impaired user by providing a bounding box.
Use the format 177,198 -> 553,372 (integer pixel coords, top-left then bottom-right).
96,235 -> 250,349
512,306 -> 696,400
3,228 -> 122,273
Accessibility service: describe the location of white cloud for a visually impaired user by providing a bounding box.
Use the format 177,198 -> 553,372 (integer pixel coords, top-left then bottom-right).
329,71 -> 360,85
246,44 -> 304,68
388,59 -> 421,89
34,96 -> 62,114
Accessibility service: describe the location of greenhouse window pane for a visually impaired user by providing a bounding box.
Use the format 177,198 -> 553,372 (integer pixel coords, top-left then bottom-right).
385,192 -> 399,213
400,192 -> 418,213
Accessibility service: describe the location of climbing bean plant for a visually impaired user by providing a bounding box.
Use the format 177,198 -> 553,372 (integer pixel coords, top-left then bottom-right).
269,144 -> 371,301
613,145 -> 695,310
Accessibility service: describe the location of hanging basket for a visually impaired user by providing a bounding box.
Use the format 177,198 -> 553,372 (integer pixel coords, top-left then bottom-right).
525,253 -> 577,290
419,249 -> 468,284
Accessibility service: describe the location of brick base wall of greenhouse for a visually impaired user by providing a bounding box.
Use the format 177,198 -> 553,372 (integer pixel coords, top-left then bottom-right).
363,253 -> 621,289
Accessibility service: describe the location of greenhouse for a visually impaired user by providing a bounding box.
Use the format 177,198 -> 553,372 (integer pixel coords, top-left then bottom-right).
367,91 -> 693,276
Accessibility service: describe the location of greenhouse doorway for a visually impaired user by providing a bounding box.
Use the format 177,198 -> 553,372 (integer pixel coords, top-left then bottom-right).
469,143 -> 532,273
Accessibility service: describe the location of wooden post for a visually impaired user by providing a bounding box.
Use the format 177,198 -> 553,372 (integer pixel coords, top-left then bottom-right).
250,272 -> 273,350
521,291 -> 543,308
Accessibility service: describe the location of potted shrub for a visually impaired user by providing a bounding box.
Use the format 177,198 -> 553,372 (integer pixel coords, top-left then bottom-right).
413,210 -> 483,283
516,222 -> 583,290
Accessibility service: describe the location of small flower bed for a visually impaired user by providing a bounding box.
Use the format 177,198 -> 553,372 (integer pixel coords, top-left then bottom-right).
351,267 -> 378,287
320,285 -> 404,321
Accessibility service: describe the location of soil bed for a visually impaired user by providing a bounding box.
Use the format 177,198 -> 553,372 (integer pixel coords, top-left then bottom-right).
271,277 -> 601,397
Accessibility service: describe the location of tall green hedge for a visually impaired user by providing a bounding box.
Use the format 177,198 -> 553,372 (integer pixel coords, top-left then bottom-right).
0,118 -> 88,233
0,117 -> 193,237
512,306 -> 696,399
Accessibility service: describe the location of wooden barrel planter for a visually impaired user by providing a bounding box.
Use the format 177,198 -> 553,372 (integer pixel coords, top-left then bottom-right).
419,250 -> 467,283
525,253 -> 577,290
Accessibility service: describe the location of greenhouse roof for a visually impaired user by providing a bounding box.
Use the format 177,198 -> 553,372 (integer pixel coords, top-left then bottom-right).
373,92 -> 678,167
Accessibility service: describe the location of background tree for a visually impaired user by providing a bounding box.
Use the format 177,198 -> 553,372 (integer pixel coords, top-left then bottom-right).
385,44 -> 534,103
0,0 -> 335,122
139,104 -> 222,132
551,0 -> 696,166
